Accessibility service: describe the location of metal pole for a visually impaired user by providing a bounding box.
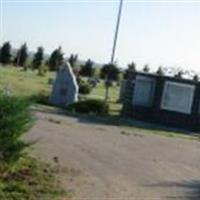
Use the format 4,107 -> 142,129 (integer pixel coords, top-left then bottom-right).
105,0 -> 124,101
111,0 -> 124,63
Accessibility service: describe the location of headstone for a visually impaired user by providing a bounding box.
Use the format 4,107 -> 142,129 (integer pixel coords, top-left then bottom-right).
49,62 -> 79,106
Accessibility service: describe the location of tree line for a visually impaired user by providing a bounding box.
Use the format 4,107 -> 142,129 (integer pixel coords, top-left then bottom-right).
0,41 -> 121,80
1,41 -> 196,82
0,42 -> 64,71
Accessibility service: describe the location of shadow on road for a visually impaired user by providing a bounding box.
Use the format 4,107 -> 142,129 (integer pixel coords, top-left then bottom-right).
33,104 -> 200,138
145,180 -> 200,200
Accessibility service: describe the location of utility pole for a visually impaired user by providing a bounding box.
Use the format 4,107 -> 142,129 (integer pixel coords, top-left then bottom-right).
105,0 -> 124,101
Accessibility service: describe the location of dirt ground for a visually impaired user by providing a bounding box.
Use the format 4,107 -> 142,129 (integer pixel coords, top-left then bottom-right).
26,110 -> 200,200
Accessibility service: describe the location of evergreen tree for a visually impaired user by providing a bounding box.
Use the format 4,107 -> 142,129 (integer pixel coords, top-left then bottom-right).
100,63 -> 120,81
124,62 -> 136,79
15,43 -> 28,67
156,66 -> 164,76
0,42 -> 12,65
100,63 -> 120,101
174,71 -> 183,79
68,54 -> 78,68
80,59 -> 95,77
48,47 -> 64,71
143,64 -> 150,72
193,74 -> 199,81
32,46 -> 44,70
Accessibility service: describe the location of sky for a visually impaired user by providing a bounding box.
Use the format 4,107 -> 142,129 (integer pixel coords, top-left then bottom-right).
0,0 -> 200,70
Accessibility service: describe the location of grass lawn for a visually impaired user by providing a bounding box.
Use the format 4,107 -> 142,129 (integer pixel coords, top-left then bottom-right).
88,81 -> 122,115
0,156 -> 68,200
0,66 -> 53,98
0,65 -> 122,115
1,65 -> 199,139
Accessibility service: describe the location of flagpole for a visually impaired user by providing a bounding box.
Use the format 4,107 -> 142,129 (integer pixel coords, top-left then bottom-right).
105,0 -> 124,101
111,0 -> 124,63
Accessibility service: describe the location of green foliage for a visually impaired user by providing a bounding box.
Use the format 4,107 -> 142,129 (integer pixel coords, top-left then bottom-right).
14,43 -> 28,67
156,66 -> 165,76
193,74 -> 199,81
100,63 -> 120,81
174,71 -> 183,78
0,157 -> 67,200
48,47 -> 64,71
77,77 -> 92,95
32,47 -> 44,70
29,91 -> 49,105
124,62 -> 136,79
0,42 -> 12,65
143,64 -> 150,72
0,94 -> 33,163
68,53 -> 78,68
79,80 -> 92,95
0,66 -> 121,116
80,59 -> 95,77
67,99 -> 109,116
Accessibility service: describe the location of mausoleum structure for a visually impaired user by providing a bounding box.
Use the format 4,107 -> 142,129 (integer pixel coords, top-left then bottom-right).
122,71 -> 200,130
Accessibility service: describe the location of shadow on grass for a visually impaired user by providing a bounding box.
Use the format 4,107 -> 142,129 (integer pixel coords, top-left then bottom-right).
32,104 -> 200,139
144,180 -> 200,200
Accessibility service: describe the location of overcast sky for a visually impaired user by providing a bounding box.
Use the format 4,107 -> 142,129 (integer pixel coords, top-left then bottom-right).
1,0 -> 200,70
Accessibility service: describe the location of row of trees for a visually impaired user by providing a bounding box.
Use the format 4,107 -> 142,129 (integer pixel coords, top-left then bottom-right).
1,41 -> 197,82
0,41 -> 121,80
0,42 -> 64,72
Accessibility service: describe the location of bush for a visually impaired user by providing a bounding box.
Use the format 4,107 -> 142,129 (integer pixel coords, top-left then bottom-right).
67,99 -> 109,116
79,80 -> 92,95
30,91 -> 49,105
0,94 -> 33,163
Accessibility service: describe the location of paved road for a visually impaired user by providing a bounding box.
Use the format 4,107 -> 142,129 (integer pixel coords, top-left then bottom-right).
27,111 -> 200,200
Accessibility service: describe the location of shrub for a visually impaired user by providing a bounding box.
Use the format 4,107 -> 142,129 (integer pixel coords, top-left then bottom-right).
67,99 -> 109,116
0,93 -> 33,163
29,92 -> 49,105
79,80 -> 92,95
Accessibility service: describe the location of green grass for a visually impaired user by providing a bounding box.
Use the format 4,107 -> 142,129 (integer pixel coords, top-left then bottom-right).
0,66 -> 70,199
0,66 -> 53,98
1,65 -> 199,140
88,81 -> 122,115
0,65 -> 122,115
121,122 -> 200,141
0,156 -> 68,200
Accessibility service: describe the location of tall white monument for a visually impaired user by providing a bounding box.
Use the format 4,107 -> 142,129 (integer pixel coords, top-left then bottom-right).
49,62 -> 79,106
